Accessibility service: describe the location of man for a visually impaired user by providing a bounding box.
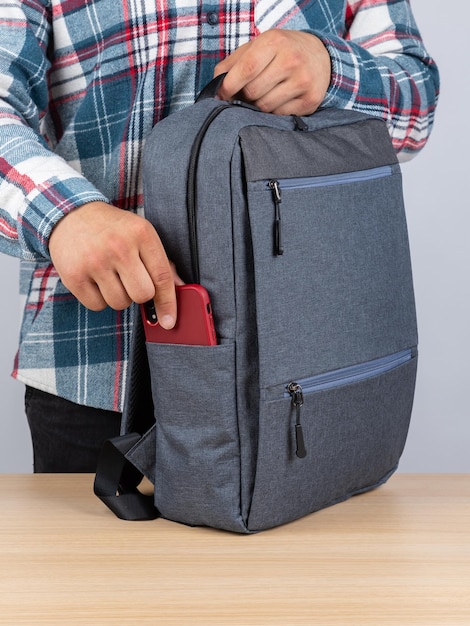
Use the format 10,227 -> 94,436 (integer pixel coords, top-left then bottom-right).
0,1 -> 439,471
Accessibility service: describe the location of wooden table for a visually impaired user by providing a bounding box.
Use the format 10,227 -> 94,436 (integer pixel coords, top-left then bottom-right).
1,474 -> 469,625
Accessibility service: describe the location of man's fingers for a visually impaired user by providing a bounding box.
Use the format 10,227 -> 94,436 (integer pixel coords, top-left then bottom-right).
215,30 -> 296,102
49,201 -> 178,323
64,279 -> 109,312
92,270 -> 135,311
215,38 -> 276,101
138,235 -> 178,329
214,30 -> 331,116
146,267 -> 176,329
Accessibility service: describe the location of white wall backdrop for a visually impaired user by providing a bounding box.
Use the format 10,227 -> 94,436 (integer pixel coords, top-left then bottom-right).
398,0 -> 470,471
0,254 -> 30,471
0,0 -> 468,472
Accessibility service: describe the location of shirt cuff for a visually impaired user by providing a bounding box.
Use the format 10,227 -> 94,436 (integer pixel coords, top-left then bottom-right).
21,175 -> 108,261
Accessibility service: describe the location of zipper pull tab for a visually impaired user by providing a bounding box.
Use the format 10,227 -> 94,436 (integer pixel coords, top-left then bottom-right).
268,180 -> 284,256
287,382 -> 307,459
293,115 -> 308,132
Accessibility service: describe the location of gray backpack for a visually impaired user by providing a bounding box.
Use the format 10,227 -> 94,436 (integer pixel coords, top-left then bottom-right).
94,77 -> 418,533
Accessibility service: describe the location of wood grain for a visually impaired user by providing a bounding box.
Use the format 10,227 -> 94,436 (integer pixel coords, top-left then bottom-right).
1,474 -> 469,625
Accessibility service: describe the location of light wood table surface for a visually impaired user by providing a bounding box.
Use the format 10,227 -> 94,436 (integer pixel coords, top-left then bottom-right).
1,473 -> 469,625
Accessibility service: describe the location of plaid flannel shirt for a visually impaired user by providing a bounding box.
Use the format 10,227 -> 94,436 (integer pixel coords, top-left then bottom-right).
0,0 -> 439,411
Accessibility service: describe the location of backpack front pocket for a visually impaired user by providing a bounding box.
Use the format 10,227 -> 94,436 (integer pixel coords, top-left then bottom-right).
247,349 -> 417,531
243,163 -> 417,388
266,166 -> 394,255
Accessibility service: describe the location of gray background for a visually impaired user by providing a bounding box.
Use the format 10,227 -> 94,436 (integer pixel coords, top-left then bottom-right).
0,0 -> 468,472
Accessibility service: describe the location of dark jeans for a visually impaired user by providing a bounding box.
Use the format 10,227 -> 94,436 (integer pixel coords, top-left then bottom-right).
25,386 -> 121,473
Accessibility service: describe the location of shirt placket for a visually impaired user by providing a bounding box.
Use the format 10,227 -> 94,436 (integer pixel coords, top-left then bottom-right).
195,2 -> 254,94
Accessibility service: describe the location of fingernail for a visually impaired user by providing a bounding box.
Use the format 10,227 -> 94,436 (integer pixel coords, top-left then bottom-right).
160,315 -> 175,329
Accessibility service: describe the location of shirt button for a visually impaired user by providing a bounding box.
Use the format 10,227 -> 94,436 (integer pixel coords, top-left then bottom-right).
206,11 -> 219,26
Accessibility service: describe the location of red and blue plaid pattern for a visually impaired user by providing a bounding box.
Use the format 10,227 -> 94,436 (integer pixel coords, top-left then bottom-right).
0,0 -> 439,410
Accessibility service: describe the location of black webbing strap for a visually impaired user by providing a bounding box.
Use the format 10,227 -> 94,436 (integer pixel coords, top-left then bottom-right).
195,72 -> 227,102
121,304 -> 155,436
93,433 -> 160,521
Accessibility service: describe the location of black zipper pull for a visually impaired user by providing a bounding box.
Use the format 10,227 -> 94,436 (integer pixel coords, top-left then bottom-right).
268,179 -> 284,256
293,115 -> 308,131
287,382 -> 307,459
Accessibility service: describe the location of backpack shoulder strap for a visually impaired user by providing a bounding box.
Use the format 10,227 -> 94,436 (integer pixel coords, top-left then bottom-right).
94,304 -> 159,520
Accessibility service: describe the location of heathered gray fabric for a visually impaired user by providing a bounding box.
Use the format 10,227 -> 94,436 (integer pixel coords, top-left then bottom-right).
245,166 -> 417,387
238,118 -> 397,181
121,100 -> 418,532
248,357 -> 417,530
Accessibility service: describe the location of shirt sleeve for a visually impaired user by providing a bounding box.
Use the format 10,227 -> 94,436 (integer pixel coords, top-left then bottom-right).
317,0 -> 440,160
0,2 -> 107,262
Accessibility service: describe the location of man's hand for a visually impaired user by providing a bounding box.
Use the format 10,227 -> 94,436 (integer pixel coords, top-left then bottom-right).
49,201 -> 182,328
214,30 -> 331,116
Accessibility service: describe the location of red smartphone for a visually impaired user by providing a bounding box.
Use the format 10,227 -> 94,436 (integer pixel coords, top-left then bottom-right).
141,284 -> 217,346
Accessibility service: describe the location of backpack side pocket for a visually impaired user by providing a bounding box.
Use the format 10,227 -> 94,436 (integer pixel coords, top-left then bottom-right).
145,341 -> 247,532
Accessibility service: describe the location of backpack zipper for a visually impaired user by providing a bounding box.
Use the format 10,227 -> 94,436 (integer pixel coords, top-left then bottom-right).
187,103 -> 231,283
187,105 -> 309,277
286,382 -> 307,459
268,180 -> 283,255
286,348 -> 413,459
268,166 -> 393,256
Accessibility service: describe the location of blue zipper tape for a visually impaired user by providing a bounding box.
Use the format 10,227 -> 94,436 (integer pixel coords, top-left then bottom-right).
284,348 -> 413,397
267,166 -> 393,192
